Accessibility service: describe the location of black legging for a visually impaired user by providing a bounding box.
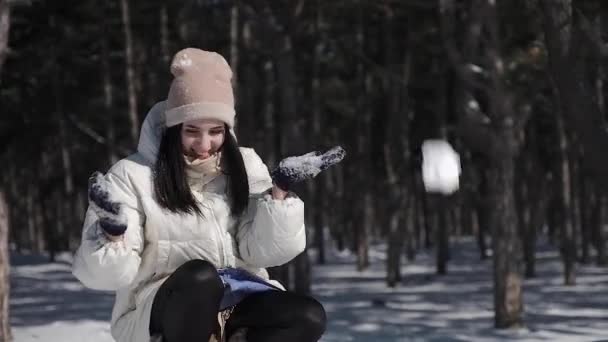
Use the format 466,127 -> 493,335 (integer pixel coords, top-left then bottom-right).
149,259 -> 327,342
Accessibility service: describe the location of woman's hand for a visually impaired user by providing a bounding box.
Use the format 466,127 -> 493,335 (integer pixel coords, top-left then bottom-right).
88,172 -> 128,238
271,146 -> 346,191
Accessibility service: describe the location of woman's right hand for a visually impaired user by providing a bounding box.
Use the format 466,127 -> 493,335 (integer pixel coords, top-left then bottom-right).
88,172 -> 128,238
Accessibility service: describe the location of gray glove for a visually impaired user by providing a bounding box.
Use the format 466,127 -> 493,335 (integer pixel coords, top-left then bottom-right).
271,146 -> 346,191
88,172 -> 128,237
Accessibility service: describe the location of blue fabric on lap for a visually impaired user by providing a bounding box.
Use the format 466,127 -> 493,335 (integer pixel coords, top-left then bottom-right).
218,268 -> 281,311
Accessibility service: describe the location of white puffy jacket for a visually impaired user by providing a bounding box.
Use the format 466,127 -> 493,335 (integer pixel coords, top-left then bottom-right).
72,102 -> 306,342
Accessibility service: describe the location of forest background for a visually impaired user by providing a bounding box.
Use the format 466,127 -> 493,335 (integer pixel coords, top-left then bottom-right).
1,0 -> 608,340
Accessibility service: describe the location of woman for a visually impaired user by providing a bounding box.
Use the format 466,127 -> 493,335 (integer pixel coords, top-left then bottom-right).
72,48 -> 343,342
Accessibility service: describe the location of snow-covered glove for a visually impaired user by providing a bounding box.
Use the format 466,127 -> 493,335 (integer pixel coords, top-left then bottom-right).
271,146 -> 346,191
88,171 -> 128,237
421,140 -> 461,195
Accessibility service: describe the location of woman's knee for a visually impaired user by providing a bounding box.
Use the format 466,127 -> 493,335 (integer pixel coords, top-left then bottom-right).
299,296 -> 327,338
172,259 -> 223,294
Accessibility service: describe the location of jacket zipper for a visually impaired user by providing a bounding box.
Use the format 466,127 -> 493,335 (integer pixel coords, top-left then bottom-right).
211,208 -> 226,267
200,179 -> 228,267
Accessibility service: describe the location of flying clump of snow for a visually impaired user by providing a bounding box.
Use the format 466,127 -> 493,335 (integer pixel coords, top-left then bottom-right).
421,140 -> 461,195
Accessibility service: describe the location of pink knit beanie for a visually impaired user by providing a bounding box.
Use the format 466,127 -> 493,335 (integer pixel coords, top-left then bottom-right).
165,48 -> 235,128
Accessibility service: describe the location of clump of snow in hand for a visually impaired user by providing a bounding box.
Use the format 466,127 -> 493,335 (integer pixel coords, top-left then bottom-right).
421,140 -> 461,195
279,146 -> 345,179
279,153 -> 323,178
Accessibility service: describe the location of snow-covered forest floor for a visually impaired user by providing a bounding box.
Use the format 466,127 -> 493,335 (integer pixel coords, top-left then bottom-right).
10,238 -> 608,341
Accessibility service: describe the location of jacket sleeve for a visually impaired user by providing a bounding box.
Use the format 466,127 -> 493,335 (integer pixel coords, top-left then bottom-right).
235,148 -> 306,268
72,165 -> 145,291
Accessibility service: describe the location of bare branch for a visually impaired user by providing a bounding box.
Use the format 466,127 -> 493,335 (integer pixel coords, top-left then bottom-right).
439,0 -> 489,91
0,0 -> 9,76
67,115 -> 131,156
572,7 -> 608,57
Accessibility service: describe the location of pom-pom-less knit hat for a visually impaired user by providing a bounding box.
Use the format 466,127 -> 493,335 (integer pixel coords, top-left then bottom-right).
165,48 -> 235,128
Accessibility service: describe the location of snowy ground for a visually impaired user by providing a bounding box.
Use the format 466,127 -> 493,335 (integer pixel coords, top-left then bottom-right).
10,238 -> 608,342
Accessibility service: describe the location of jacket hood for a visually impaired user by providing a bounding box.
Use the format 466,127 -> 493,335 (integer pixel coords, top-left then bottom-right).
137,101 -> 167,163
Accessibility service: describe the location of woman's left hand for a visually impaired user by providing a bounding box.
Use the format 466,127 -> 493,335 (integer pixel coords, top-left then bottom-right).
271,146 -> 346,191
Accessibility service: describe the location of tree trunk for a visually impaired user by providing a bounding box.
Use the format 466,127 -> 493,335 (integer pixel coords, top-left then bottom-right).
587,0 -> 605,265
441,0 -> 526,325
414,175 -> 425,253
476,173 -> 490,261
594,2 -> 604,117
486,0 -> 525,327
0,190 -> 11,341
311,2 -> 325,265
541,0 -> 608,195
354,1 -> 369,271
230,1 -> 239,96
580,170 -> 591,264
120,0 -> 139,146
520,197 -> 534,279
49,14 -> 74,253
383,6 -> 411,285
435,57 -> 450,275
354,194 -> 370,271
334,158 -> 346,253
263,60 -> 276,167
271,15 -> 311,293
525,174 -> 549,278
515,154 -> 529,267
570,145 -> 582,263
594,195 -> 608,265
489,160 -> 523,328
313,179 -> 326,265
282,59 -> 312,293
0,0 -> 8,77
5,166 -> 18,252
423,195 -> 434,249
40,195 -> 56,262
405,192 -> 417,261
515,141 -> 547,279
1,13 -> 11,318
264,55 -> 287,287
48,16 -> 69,260
436,196 -> 449,275
546,196 -> 559,245
102,5 -> 118,165
556,114 -> 576,285
160,3 -> 170,64
25,184 -> 34,251
386,209 -> 404,287
33,192 -> 45,253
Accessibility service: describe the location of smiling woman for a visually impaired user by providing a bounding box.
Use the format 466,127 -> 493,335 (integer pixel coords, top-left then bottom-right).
153,118 -> 249,218
71,48 -> 329,342
181,119 -> 226,161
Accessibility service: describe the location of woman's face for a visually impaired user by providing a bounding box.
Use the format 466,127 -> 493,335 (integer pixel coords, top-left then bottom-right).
181,119 -> 226,161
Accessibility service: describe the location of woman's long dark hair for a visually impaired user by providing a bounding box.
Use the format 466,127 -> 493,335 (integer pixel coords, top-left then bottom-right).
221,126 -> 250,215
153,124 -> 249,217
